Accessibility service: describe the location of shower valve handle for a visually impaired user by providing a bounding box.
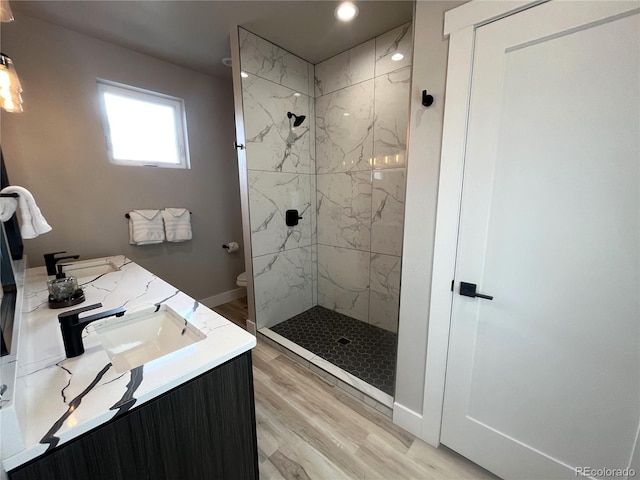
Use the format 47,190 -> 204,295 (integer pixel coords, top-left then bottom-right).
285,210 -> 302,227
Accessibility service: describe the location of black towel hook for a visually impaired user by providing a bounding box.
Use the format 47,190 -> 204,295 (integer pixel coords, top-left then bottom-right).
422,90 -> 434,107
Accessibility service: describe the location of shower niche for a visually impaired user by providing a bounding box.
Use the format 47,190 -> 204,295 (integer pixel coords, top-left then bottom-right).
234,23 -> 412,408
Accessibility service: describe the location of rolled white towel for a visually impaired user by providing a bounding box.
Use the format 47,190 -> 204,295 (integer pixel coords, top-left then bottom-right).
162,208 -> 192,242
128,209 -> 165,245
0,186 -> 52,238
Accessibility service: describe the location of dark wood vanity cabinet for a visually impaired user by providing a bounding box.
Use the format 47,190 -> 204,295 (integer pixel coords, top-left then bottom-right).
9,351 -> 258,480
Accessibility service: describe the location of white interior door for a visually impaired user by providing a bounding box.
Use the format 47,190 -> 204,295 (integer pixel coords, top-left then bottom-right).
441,2 -> 640,479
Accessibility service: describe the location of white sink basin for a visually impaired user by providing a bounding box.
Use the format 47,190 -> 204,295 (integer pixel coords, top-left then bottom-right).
60,259 -> 120,280
93,304 -> 207,373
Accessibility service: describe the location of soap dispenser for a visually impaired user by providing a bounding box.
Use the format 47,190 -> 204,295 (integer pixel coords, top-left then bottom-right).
47,265 -> 85,309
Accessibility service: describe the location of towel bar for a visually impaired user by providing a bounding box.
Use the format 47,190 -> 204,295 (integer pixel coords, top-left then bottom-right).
125,211 -> 192,218
0,193 -> 19,198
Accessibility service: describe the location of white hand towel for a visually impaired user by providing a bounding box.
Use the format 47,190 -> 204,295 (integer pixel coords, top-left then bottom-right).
0,196 -> 18,222
128,209 -> 165,245
0,186 -> 52,238
162,208 -> 192,242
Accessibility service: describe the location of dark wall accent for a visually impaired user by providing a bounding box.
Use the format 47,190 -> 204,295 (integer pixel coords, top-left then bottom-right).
9,352 -> 259,480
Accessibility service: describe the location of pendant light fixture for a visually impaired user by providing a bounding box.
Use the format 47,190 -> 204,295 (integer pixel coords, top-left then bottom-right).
0,53 -> 23,113
0,0 -> 13,22
0,0 -> 23,113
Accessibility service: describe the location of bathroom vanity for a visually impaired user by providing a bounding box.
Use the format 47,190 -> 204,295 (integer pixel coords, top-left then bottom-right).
0,256 -> 258,479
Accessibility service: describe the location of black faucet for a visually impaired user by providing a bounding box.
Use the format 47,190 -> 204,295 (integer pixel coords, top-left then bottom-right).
58,303 -> 126,358
44,251 -> 80,276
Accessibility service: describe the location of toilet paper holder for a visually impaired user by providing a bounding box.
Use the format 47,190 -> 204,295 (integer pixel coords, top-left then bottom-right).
222,242 -> 240,252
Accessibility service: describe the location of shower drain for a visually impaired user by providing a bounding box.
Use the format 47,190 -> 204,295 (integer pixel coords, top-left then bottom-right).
337,337 -> 351,345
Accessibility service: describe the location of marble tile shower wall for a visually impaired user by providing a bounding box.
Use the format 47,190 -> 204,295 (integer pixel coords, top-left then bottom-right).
240,28 -> 316,328
315,23 -> 412,333
240,24 -> 412,333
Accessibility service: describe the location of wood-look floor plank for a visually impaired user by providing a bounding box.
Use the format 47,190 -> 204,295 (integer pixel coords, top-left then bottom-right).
256,406 -> 280,461
252,340 -> 497,480
269,451 -> 313,480
254,340 -> 281,361
256,403 -> 362,480
265,353 -> 414,451
274,432 -> 359,480
260,458 -> 288,480
212,297 -> 248,329
359,433 -> 434,480
254,354 -> 371,450
254,379 -> 370,479
406,440 -> 498,479
212,298 -> 495,480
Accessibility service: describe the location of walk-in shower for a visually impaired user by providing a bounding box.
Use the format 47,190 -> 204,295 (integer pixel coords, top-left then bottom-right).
234,22 -> 413,409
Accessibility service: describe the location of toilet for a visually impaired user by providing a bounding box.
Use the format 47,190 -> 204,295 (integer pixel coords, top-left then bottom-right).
236,271 -> 247,288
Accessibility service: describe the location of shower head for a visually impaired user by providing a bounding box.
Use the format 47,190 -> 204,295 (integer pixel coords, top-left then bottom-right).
287,111 -> 306,127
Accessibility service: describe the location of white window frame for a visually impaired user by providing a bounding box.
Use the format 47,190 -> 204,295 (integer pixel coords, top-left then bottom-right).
97,79 -> 191,169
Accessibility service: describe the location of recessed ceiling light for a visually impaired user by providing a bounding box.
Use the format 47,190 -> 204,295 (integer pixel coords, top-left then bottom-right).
343,112 -> 350,116
241,71 -> 248,78
294,92 -> 301,97
221,57 -> 233,67
335,2 -> 358,22
391,53 -> 404,62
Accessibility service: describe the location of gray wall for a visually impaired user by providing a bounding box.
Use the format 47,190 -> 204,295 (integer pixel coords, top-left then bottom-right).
394,0 -> 464,425
0,14 -> 244,301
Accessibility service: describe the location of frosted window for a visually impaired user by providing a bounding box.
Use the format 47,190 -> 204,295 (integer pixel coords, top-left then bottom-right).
97,80 -> 190,169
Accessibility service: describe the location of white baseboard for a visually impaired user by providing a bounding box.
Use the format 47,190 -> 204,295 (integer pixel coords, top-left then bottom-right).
200,287 -> 246,308
392,402 -> 423,438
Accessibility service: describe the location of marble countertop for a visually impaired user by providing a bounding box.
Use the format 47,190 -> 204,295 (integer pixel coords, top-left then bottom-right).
2,256 -> 255,472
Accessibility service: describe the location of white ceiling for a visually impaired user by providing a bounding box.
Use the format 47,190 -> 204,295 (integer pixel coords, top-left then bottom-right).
11,1 -> 415,79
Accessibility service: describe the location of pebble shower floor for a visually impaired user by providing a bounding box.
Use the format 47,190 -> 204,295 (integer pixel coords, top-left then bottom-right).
271,306 -> 397,396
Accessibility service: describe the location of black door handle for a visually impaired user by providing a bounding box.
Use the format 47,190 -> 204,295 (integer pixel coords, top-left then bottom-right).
460,282 -> 493,300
